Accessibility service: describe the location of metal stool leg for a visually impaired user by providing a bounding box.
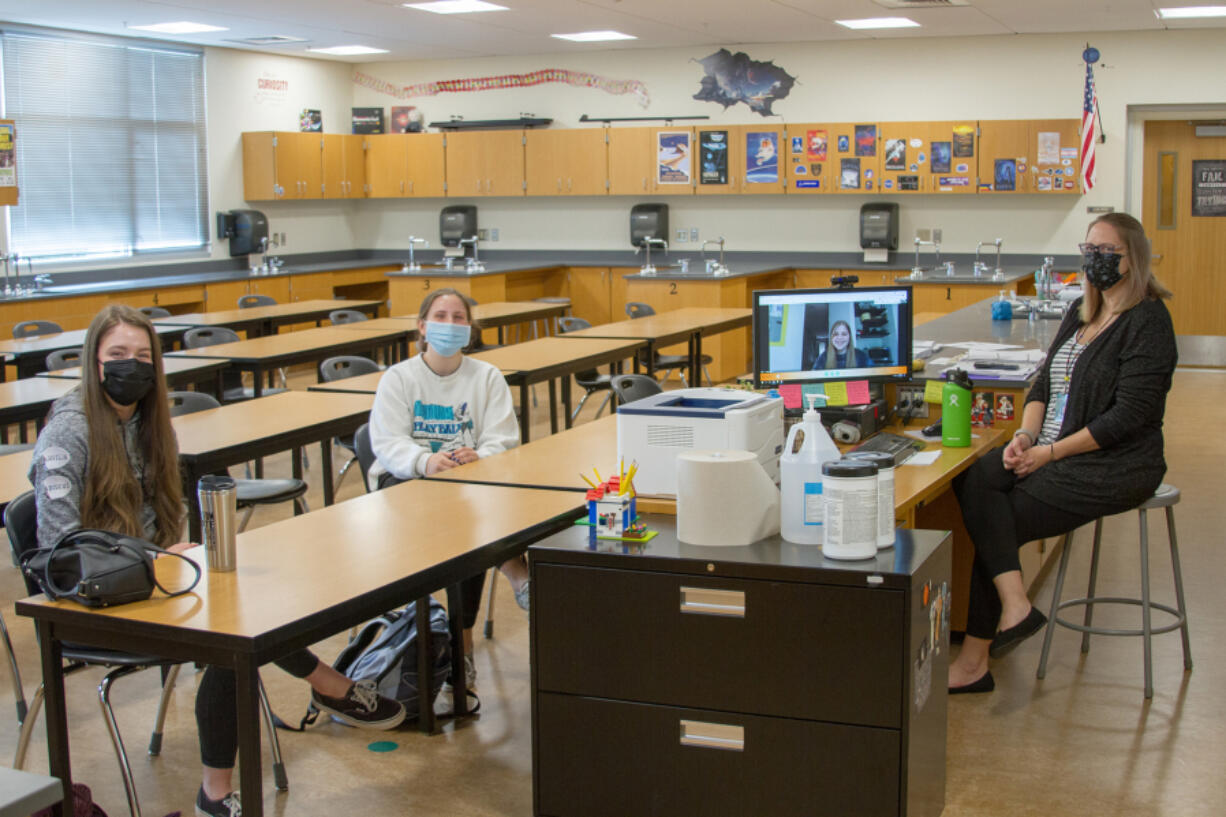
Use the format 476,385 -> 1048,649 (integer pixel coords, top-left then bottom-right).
1037,531 -> 1074,680
1139,508 -> 1153,699
0,610 -> 26,722
1081,519 -> 1103,654
14,684 -> 44,769
483,567 -> 497,639
148,664 -> 181,755
1165,506 -> 1193,670
99,666 -> 145,817
258,677 -> 289,791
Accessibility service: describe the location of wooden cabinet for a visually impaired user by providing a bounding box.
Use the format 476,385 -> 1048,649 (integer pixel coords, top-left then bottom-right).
364,133 -> 446,198
204,280 -> 250,314
694,126 -> 739,196
444,130 -> 524,197
784,122 -> 879,195
525,129 -> 607,196
607,127 -> 654,196
566,267 -> 612,326
241,132 -> 322,200
1028,118 -> 1082,195
734,124 -> 787,195
530,523 -> 951,817
981,118 -> 1081,195
977,120 -> 1031,194
322,134 -> 365,199
877,121 -> 976,195
405,133 -> 446,198
651,126 -> 696,195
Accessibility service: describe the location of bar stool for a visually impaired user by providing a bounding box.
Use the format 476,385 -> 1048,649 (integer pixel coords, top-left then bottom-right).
1036,483 -> 1192,699
530,296 -> 571,340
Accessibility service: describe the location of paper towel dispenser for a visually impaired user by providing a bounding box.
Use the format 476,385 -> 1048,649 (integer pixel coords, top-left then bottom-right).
217,209 -> 269,257
860,203 -> 899,251
630,203 -> 669,249
440,205 -> 478,256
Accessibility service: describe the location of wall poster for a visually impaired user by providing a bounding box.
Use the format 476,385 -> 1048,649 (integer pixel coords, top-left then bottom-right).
0,123 -> 15,188
745,131 -> 779,183
1191,160 -> 1226,217
699,130 -> 729,185
658,131 -> 692,185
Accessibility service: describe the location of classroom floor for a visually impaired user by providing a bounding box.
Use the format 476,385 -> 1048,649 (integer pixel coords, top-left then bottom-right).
2,365 -> 1224,817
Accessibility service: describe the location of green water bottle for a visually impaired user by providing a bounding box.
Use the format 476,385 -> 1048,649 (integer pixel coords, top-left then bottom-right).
942,368 -> 973,448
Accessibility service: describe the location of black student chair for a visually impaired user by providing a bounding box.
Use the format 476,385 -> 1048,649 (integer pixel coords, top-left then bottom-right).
624,302 -> 713,386
319,356 -> 382,492
182,327 -> 288,402
610,374 -> 663,405
45,347 -> 83,372
13,320 -> 62,340
557,317 -> 614,421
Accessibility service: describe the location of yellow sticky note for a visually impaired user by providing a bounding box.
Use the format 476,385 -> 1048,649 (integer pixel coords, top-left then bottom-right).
825,381 -> 849,406
924,379 -> 944,404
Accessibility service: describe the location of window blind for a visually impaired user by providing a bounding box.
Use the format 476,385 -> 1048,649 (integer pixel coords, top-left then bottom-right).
1,28 -> 209,263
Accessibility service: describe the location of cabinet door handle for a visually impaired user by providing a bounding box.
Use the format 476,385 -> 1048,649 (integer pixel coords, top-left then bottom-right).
679,587 -> 745,617
679,720 -> 744,752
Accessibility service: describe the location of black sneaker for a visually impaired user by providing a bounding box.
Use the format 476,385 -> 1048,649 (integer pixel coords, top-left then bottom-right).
196,787 -> 241,817
312,679 -> 406,729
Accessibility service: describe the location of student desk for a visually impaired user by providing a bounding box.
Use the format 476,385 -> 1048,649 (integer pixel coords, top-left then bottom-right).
470,337 -> 645,441
559,306 -> 751,385
0,378 -> 77,443
0,449 -> 33,518
15,480 -> 583,817
0,324 -> 187,381
171,391 -> 375,540
166,326 -> 409,397
471,301 -> 568,343
35,356 -> 229,395
152,298 -> 382,338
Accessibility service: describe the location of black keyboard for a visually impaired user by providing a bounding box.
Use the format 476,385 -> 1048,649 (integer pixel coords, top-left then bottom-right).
849,431 -> 923,466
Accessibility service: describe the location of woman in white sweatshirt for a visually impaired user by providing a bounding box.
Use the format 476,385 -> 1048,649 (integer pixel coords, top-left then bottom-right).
368,288 -> 529,690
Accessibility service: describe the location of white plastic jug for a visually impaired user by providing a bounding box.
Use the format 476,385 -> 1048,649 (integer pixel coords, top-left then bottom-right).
780,395 -> 841,545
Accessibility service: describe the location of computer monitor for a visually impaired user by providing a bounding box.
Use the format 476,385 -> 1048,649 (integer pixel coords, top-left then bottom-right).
752,285 -> 913,389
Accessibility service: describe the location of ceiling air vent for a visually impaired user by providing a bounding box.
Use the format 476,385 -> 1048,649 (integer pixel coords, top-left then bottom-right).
226,35 -> 309,46
873,0 -> 971,8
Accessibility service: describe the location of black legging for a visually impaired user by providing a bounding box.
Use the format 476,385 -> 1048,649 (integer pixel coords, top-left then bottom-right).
953,447 -> 1101,640
377,471 -> 486,630
196,649 -> 318,769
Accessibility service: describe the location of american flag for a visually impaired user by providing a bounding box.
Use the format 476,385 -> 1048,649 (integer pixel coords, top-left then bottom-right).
1081,59 -> 1099,192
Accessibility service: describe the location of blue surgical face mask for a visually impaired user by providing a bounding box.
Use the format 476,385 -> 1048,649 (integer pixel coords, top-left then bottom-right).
424,321 -> 471,357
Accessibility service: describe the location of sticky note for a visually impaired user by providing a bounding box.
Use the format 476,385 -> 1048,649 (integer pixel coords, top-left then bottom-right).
801,383 -> 827,406
846,380 -> 870,404
924,379 -> 944,404
778,384 -> 802,409
825,382 -> 849,406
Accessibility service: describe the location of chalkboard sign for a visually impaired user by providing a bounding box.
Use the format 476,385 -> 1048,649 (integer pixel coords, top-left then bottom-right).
1191,159 -> 1226,217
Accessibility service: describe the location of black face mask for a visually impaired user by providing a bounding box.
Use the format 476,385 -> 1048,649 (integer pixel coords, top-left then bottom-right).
100,359 -> 157,406
1082,251 -> 1125,291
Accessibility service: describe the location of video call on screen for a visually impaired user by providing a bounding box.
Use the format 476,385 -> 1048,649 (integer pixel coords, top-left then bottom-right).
757,292 -> 908,381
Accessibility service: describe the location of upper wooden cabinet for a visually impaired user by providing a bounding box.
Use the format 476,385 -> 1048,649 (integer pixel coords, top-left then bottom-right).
607,127 -> 654,196
735,124 -> 787,195
242,131 -> 324,200
1027,118 -> 1082,195
694,126 -> 739,196
782,122 -> 880,195
405,133 -> 446,198
876,121 -> 977,195
525,129 -> 607,196
364,133 -> 446,198
445,130 -> 524,197
977,120 -> 1081,194
322,134 -> 365,199
650,126 -> 696,195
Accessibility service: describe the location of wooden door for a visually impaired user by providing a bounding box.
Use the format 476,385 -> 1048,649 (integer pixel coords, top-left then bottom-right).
735,124 -> 786,195
525,129 -> 606,196
978,120 -> 1030,193
278,132 -> 321,200
877,121 -> 931,195
340,134 -> 366,199
241,132 -> 277,200
650,126 -> 695,195
1143,120 -> 1226,335
444,130 -> 524,197
566,267 -> 612,326
607,127 -> 653,196
782,123 -> 833,195
365,134 -> 407,198
693,127 -> 740,196
405,133 -> 446,197
1029,118 -> 1081,195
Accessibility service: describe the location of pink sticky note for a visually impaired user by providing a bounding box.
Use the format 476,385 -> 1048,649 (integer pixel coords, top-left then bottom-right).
778,384 -> 802,409
846,380 -> 871,404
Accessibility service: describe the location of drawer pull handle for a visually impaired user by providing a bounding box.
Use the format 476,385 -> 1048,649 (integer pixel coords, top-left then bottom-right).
680,720 -> 744,752
679,587 -> 745,617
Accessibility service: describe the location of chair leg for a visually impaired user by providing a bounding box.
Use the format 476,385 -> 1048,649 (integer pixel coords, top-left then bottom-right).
483,567 -> 497,639
294,496 -> 310,515
703,365 -> 713,386
1037,531 -> 1074,680
1139,508 -> 1154,699
258,677 -> 289,791
14,683 -> 44,769
1081,519 -> 1104,654
238,505 -> 257,532
99,666 -> 147,817
147,664 -> 181,755
592,392 -> 612,420
1165,506 -> 1193,671
570,390 -> 593,423
0,610 -> 27,722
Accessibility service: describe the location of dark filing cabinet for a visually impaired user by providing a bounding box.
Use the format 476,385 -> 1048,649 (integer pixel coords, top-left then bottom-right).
530,518 -> 951,817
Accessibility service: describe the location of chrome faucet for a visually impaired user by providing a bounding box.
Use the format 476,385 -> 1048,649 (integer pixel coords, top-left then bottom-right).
404,236 -> 428,272
701,236 -> 726,272
1038,256 -> 1055,301
256,236 -> 282,274
911,235 -> 942,279
636,237 -> 668,274
975,238 -> 1004,278
458,236 -> 483,272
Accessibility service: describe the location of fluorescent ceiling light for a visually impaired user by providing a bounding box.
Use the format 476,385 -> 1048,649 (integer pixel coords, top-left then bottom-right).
403,1 -> 509,13
308,45 -> 390,55
127,22 -> 228,34
835,17 -> 920,30
1156,6 -> 1226,18
551,30 -> 637,42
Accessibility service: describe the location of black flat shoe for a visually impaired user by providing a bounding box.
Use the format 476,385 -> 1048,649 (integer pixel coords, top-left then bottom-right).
989,606 -> 1048,659
949,671 -> 995,695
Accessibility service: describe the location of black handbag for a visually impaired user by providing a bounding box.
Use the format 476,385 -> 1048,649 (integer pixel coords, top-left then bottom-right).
20,528 -> 202,608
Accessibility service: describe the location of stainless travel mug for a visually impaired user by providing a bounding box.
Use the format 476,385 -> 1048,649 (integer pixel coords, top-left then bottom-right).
198,475 -> 238,572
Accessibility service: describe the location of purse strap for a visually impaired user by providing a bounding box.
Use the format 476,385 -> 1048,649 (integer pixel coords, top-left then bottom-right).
40,529 -> 202,600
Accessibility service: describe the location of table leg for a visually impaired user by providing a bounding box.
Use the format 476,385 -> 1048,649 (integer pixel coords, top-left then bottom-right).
691,333 -> 703,386
37,621 -> 71,817
518,382 -> 530,443
186,466 -> 203,542
291,449 -> 305,516
445,584 -> 468,717
645,341 -> 657,378
562,375 -> 573,430
252,367 -> 264,398
609,360 -> 621,413
548,379 -> 558,435
497,326 -> 504,345
234,654 -> 265,817
321,440 -> 335,506
415,598 -> 434,734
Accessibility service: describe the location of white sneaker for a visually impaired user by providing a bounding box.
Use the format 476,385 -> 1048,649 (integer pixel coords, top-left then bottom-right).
514,579 -> 531,613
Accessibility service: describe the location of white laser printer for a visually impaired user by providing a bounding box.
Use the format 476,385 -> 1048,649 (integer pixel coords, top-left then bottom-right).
616,388 -> 785,496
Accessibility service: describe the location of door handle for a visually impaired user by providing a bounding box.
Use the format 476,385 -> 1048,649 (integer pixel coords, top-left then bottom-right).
679,720 -> 744,752
679,587 -> 745,617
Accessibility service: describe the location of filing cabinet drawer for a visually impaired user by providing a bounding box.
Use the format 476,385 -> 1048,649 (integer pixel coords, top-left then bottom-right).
534,564 -> 904,728
536,692 -> 900,817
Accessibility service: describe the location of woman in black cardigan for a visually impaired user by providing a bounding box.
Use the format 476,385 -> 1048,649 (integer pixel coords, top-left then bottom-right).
948,212 -> 1176,694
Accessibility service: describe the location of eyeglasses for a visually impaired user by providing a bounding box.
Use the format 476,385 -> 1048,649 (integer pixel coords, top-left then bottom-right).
1078,243 -> 1124,255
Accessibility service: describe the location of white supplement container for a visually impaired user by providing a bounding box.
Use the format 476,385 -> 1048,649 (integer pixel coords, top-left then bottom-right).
845,450 -> 896,549
821,459 -> 879,560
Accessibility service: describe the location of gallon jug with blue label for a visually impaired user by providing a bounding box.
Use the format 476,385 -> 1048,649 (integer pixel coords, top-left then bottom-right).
780,394 -> 842,545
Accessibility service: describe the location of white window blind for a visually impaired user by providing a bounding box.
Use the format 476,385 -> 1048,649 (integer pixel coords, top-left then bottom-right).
1,28 -> 208,263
